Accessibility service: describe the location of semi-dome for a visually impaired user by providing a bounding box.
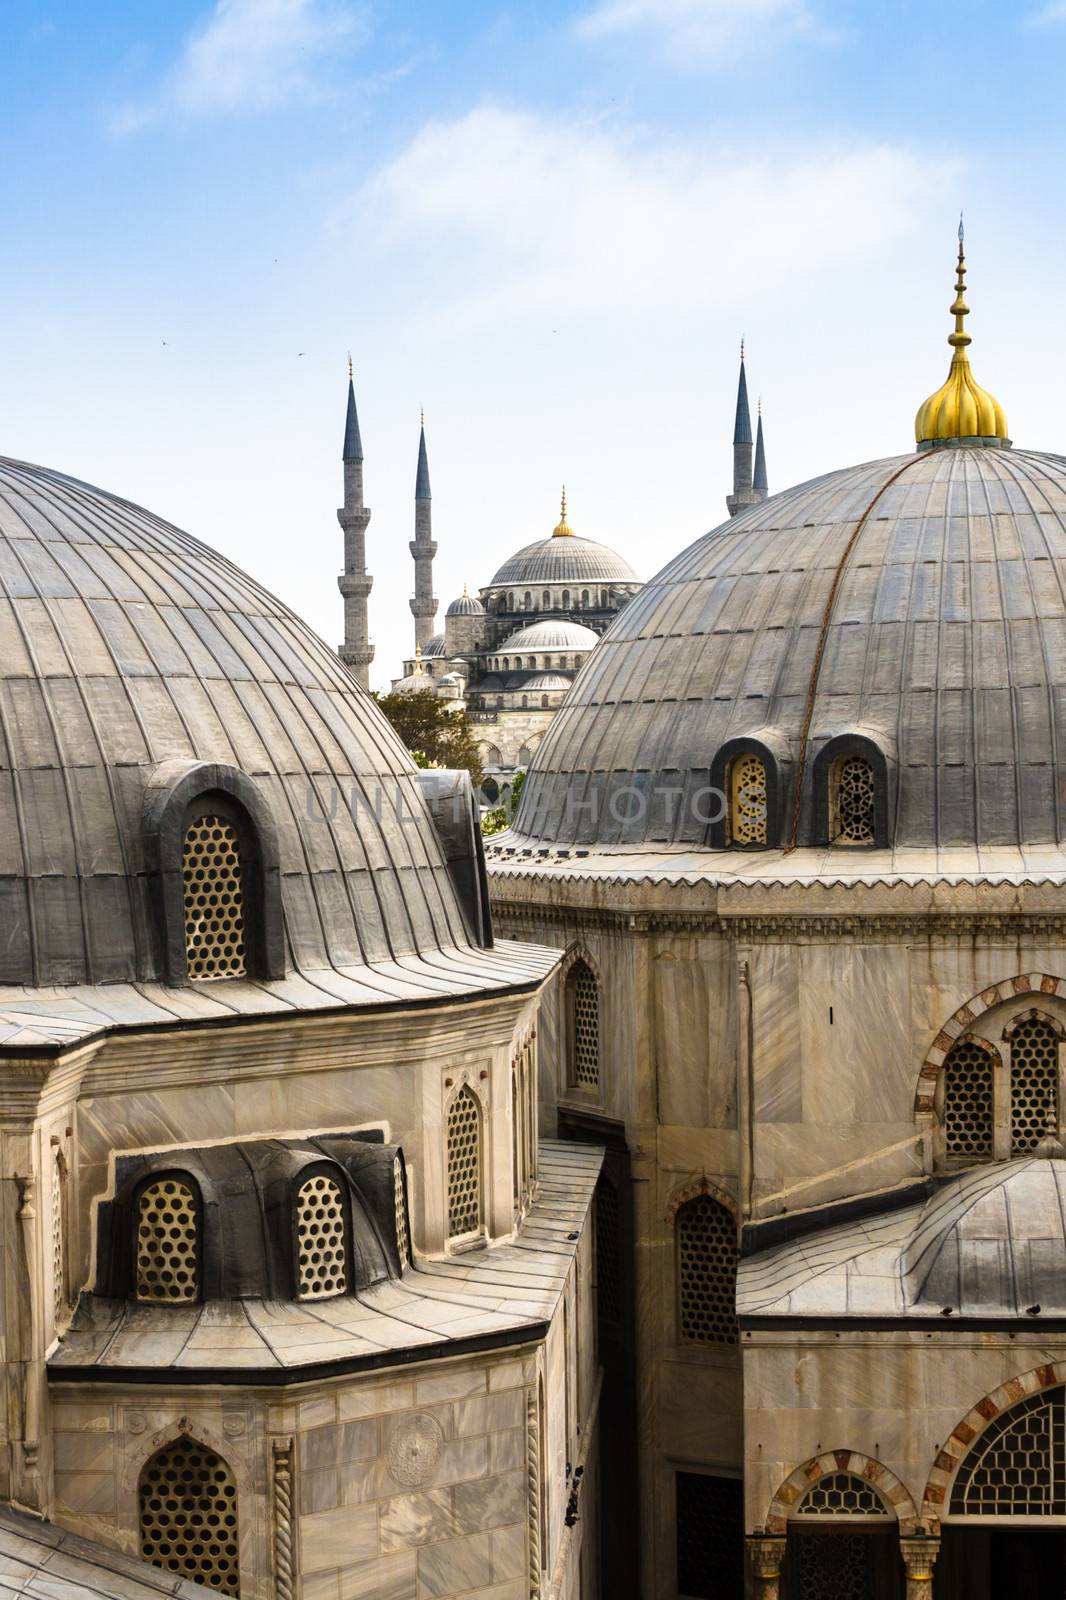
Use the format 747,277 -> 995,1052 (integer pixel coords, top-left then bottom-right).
512,440 -> 1066,852
498,619 -> 600,653
0,457 -> 486,988
523,672 -> 572,692
421,632 -> 447,656
445,587 -> 485,617
488,494 -> 638,589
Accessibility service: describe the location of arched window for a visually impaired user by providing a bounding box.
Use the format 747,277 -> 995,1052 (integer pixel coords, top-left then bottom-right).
566,958 -> 600,1090
394,1158 -> 410,1271
52,1147 -> 66,1325
527,656 -> 536,669
600,589 -> 608,607
523,591 -> 532,610
794,1473 -> 892,1519
507,592 -> 514,610
943,1036 -> 996,1162
182,812 -> 247,979
518,745 -> 533,766
521,695 -> 528,708
136,1176 -> 199,1303
581,589 -> 590,608
676,1193 -> 738,1346
542,590 -> 551,609
728,753 -> 768,847
447,1086 -> 483,1240
295,1171 -> 348,1299
541,695 -> 549,708
951,1387 -> 1066,1516
830,753 -> 876,845
139,1436 -> 240,1594
1008,1013 -> 1060,1154
562,590 -> 570,609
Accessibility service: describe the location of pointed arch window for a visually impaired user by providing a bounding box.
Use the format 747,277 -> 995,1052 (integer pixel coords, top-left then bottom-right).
139,1436 -> 240,1593
1007,1012 -> 1061,1154
447,1086 -> 484,1240
295,1171 -> 348,1300
943,1036 -> 996,1163
566,958 -> 600,1091
676,1193 -> 738,1347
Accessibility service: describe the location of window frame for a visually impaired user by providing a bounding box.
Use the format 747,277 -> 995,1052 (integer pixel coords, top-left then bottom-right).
708,737 -> 782,850
812,733 -> 891,849
562,951 -> 603,1101
131,1169 -> 203,1306
445,1082 -> 487,1248
291,1160 -> 352,1302
670,1185 -> 740,1361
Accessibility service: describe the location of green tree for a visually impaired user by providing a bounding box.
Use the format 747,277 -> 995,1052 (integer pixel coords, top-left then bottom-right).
482,768 -> 525,836
375,692 -> 484,788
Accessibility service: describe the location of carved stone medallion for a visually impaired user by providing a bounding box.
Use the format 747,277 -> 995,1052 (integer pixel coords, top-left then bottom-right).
386,1413 -> 444,1486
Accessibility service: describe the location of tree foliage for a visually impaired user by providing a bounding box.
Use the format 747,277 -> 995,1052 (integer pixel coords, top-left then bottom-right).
481,768 -> 525,836
375,692 -> 484,787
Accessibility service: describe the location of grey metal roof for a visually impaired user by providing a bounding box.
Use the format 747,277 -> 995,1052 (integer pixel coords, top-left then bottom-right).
488,535 -> 639,588
753,411 -> 768,494
733,355 -> 753,447
0,1502 -> 210,1597
421,632 -> 446,655
445,591 -> 485,616
51,1140 -> 602,1378
342,378 -> 363,463
524,673 -> 572,691
497,619 -> 599,651
0,456 -> 537,996
737,1157 -> 1066,1322
514,445 -> 1066,851
415,424 -> 431,500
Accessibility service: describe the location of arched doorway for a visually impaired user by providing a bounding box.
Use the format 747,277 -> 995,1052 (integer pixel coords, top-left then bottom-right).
782,1471 -> 904,1597
937,1385 -> 1066,1598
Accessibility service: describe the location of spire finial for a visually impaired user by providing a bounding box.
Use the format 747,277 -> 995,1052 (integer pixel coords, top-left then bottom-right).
420,405 -> 425,428
552,485 -> 573,538
347,351 -> 353,382
740,336 -> 745,363
914,219 -> 1009,450
462,582 -> 469,597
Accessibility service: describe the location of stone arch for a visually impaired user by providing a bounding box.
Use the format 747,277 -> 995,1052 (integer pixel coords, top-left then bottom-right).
1003,1006 -> 1066,1041
767,1451 -> 920,1535
921,1361 -> 1066,1530
915,974 -> 1065,1113
122,1413 -> 251,1497
664,1174 -> 739,1228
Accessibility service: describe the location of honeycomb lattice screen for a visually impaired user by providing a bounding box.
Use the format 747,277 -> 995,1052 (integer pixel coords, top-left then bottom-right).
834,756 -> 875,844
595,1177 -> 623,1329
730,754 -> 768,846
792,1532 -> 871,1599
674,1472 -> 744,1600
136,1178 -> 198,1303
51,1149 -> 65,1324
569,961 -> 600,1088
1010,1015 -> 1060,1154
295,1173 -> 348,1299
394,1158 -> 410,1270
447,1086 -> 483,1239
182,815 -> 247,980
950,1388 -> 1066,1516
677,1194 -> 738,1345
943,1038 -> 995,1161
795,1473 -> 890,1518
140,1436 -> 240,1594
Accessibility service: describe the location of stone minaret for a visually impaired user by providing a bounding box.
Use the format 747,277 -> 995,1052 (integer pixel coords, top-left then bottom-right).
337,365 -> 374,688
753,400 -> 769,500
409,414 -> 438,651
726,342 -> 767,517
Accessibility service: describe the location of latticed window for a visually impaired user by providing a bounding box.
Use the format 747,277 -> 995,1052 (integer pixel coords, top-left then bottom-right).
140,1436 -> 240,1594
295,1172 -> 348,1299
183,815 -> 247,980
447,1086 -> 483,1239
729,754 -> 768,846
595,1177 -> 623,1334
795,1473 -> 890,1518
943,1037 -> 995,1161
677,1194 -> 738,1346
394,1158 -> 410,1270
790,1532 -> 873,1600
832,755 -> 875,845
1009,1015 -> 1060,1154
675,1472 -> 743,1599
950,1388 -> 1066,1516
567,959 -> 600,1089
136,1178 -> 199,1303
51,1148 -> 65,1324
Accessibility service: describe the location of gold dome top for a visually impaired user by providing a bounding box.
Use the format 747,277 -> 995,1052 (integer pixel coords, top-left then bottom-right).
915,223 -> 1009,449
552,486 -> 573,538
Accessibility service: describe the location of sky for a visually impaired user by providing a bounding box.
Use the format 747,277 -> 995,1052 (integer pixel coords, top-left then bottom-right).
2,0 -> 1066,689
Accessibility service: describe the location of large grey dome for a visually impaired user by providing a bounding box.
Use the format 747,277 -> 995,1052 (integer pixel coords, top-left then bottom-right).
514,446 -> 1066,851
0,457 -> 482,986
488,534 -> 638,588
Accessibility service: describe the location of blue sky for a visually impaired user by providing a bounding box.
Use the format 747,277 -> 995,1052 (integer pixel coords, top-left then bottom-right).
3,0 -> 1065,684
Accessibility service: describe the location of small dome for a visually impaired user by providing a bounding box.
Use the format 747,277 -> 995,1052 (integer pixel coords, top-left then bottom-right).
498,619 -> 600,653
904,1159 -> 1066,1316
421,633 -> 447,657
446,586 -> 485,617
440,672 -> 462,686
393,667 -> 434,695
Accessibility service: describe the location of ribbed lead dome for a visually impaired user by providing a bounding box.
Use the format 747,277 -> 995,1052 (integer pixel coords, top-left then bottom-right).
514,445 -> 1066,851
0,457 -> 478,985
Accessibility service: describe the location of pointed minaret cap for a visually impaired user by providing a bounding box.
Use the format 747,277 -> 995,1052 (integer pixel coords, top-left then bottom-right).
415,414 -> 431,500
753,401 -> 768,496
733,340 -> 753,447
342,357 -> 364,463
552,486 -> 574,538
915,219 -> 1009,450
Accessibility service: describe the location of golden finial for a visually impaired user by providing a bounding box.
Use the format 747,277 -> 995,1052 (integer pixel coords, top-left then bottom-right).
552,485 -> 573,538
914,221 -> 1009,449
347,351 -> 353,382
462,582 -> 469,597
413,643 -> 424,671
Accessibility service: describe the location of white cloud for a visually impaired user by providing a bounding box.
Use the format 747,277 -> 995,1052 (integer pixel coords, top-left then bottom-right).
574,0 -> 819,62
1024,0 -> 1066,24
111,0 -> 362,132
359,105 -> 945,325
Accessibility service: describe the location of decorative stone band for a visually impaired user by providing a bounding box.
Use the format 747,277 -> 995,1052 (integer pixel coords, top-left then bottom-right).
765,1449 -> 919,1536
663,1174 -> 739,1228
526,1388 -> 541,1599
921,1360 -> 1066,1529
916,973 -> 1062,1113
271,1437 -> 295,1600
